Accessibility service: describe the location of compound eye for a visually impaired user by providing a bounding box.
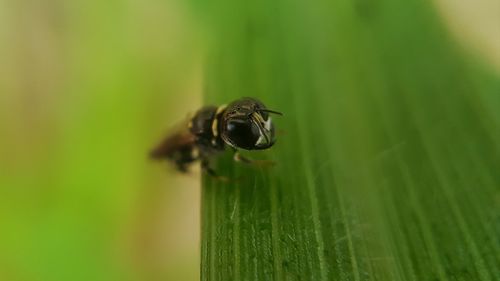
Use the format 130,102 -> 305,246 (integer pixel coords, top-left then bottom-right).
225,119 -> 260,149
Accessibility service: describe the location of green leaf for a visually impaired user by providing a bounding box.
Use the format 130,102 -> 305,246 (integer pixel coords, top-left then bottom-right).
199,0 -> 500,280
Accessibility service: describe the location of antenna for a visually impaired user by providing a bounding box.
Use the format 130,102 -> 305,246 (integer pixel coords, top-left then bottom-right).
258,109 -> 283,116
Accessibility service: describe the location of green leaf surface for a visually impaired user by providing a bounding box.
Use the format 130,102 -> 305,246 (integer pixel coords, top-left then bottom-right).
199,0 -> 500,280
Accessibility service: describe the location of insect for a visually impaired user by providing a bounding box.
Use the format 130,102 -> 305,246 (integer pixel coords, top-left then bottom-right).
150,97 -> 282,179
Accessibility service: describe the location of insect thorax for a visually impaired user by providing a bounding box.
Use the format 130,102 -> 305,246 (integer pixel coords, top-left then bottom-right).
189,105 -> 226,153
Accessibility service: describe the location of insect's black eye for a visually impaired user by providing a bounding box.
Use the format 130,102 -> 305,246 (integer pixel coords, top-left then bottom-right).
225,119 -> 260,150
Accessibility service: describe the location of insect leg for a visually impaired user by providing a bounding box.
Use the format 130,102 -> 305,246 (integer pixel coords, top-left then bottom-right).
233,151 -> 275,166
201,158 -> 232,182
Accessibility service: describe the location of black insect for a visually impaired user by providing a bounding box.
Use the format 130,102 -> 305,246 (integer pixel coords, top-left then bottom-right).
150,97 -> 282,179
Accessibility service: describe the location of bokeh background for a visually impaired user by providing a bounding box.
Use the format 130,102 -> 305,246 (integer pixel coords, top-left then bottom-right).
0,0 -> 498,281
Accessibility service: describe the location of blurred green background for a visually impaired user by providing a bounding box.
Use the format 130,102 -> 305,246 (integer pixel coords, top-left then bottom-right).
0,0 -> 498,281
0,0 -> 203,280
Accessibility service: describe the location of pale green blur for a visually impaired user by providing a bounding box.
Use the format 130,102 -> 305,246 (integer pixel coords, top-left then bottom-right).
0,0 -> 202,280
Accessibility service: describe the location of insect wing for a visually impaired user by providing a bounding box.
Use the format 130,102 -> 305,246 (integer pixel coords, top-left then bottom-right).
150,121 -> 196,160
